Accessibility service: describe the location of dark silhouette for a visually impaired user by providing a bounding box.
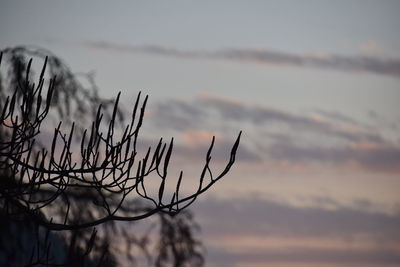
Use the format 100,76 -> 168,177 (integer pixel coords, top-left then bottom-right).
0,46 -> 241,266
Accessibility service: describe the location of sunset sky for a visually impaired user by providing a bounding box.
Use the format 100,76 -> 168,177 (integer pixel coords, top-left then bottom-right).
1,1 -> 400,266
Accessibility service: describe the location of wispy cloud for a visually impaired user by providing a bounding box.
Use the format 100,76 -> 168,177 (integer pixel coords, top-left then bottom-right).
199,95 -> 400,171
206,246 -> 400,266
267,139 -> 400,172
135,132 -> 260,164
359,40 -> 382,55
195,195 -> 400,239
86,41 -> 400,78
145,95 -> 400,172
195,196 -> 400,266
199,94 -> 384,143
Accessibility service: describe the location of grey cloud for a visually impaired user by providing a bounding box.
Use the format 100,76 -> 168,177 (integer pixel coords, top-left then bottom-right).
87,41 -> 206,59
313,109 -> 358,125
154,96 -> 354,137
199,96 -> 305,125
206,246 -> 400,265
199,96 -> 384,144
150,99 -> 205,131
194,196 -> 400,240
134,134 -> 260,164
194,196 -> 400,265
86,41 -> 400,77
148,96 -> 399,171
148,99 -> 261,162
173,136 -> 261,163
267,140 -> 400,171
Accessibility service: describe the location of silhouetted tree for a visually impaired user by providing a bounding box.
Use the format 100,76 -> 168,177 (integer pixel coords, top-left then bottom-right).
0,46 -> 241,266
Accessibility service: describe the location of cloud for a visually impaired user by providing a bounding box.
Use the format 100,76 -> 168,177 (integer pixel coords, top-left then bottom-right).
206,246 -> 400,266
312,109 -> 358,125
199,94 -> 385,144
145,95 -> 400,172
153,94 -> 373,140
195,195 -> 400,239
194,195 -> 400,265
360,40 -> 382,55
173,132 -> 261,163
86,41 -> 400,78
197,95 -> 400,172
135,132 -> 260,165
181,130 -> 216,148
267,140 -> 400,172
149,99 -> 206,131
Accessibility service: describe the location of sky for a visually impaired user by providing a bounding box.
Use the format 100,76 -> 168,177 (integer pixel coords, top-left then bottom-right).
1,0 -> 400,266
